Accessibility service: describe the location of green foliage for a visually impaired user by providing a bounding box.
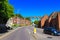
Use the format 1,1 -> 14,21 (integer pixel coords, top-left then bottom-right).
7,4 -> 14,18
13,24 -> 19,27
34,20 -> 39,25
25,17 -> 31,21
15,14 -> 24,18
0,0 -> 14,24
12,24 -> 20,28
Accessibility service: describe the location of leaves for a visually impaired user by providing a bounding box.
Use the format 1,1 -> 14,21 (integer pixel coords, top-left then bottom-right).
0,0 -> 14,24
34,20 -> 39,25
25,17 -> 31,21
15,14 -> 24,18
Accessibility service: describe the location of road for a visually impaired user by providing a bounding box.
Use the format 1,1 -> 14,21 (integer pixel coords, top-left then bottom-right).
27,26 -> 60,40
1,26 -> 60,40
1,27 -> 31,40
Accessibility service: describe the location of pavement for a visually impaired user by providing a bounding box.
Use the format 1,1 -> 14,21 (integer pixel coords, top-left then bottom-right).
0,26 -> 60,40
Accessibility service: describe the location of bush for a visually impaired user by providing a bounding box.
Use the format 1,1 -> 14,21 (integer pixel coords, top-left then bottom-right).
12,24 -> 19,28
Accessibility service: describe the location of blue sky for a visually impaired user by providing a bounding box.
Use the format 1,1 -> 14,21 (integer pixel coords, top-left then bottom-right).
9,0 -> 60,17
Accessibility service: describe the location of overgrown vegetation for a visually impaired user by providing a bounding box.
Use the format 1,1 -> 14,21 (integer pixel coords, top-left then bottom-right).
0,0 -> 14,24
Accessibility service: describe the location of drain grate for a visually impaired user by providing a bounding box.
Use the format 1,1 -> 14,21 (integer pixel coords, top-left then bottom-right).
47,36 -> 52,39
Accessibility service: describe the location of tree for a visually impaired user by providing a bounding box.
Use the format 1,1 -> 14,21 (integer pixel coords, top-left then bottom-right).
25,17 -> 31,21
34,20 -> 39,25
15,14 -> 24,18
0,0 -> 14,24
7,4 -> 14,18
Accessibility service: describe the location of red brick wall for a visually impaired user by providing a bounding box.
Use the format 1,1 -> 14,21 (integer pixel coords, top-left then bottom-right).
20,18 -> 31,26
13,17 -> 17,24
58,13 -> 60,30
47,12 -> 60,30
38,12 -> 60,30
40,15 -> 48,28
12,17 -> 31,26
25,20 -> 31,26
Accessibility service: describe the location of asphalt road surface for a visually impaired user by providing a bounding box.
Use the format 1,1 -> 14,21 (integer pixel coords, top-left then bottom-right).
1,26 -> 60,40
1,27 -> 30,40
27,26 -> 60,40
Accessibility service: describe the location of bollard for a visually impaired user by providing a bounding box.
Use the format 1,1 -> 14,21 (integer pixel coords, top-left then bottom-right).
34,27 -> 36,34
